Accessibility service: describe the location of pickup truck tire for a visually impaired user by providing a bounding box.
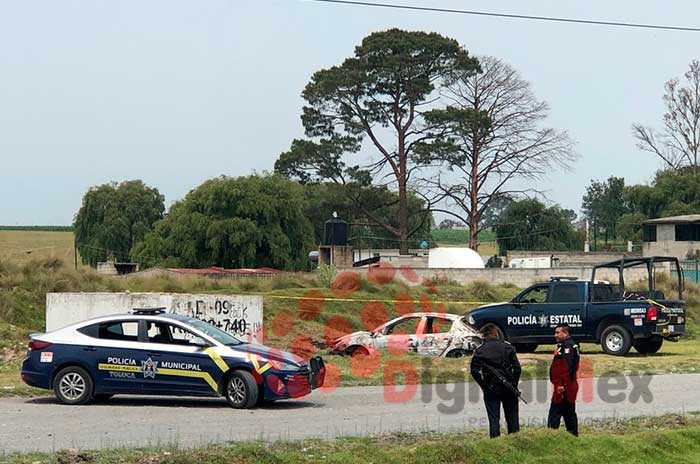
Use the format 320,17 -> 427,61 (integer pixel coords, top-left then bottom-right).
600,325 -> 632,356
634,338 -> 664,354
513,343 -> 539,353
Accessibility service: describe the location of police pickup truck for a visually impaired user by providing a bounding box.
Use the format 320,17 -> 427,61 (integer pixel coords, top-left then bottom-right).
467,257 -> 686,355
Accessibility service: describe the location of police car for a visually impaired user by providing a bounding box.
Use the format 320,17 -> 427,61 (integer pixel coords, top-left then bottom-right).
21,308 -> 326,408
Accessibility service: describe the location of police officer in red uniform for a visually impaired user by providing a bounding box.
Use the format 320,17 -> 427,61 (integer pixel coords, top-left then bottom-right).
548,323 -> 580,436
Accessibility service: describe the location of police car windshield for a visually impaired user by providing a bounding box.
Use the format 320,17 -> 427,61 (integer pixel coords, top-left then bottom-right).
182,318 -> 244,346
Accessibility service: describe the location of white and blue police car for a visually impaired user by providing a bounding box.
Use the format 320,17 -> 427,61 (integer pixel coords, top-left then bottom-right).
21,308 -> 325,408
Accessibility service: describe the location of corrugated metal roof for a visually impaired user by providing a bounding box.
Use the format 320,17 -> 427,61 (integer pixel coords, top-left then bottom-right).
643,214 -> 700,224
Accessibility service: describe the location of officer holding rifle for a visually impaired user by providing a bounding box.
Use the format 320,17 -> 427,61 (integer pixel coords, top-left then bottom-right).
470,324 -> 523,438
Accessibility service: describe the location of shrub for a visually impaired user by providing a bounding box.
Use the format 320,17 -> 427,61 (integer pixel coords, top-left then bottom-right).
315,264 -> 337,288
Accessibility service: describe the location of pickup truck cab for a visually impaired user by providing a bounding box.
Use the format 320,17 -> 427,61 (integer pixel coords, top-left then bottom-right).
468,257 -> 686,355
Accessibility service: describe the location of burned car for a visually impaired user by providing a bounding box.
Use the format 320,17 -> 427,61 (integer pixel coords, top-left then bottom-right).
330,312 -> 482,357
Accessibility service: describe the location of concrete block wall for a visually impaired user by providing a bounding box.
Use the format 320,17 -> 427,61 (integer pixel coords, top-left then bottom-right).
343,266 -> 653,287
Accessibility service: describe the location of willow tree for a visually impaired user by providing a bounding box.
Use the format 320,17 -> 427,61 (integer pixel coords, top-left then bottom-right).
74,180 -> 164,267
275,29 -> 480,254
131,175 -> 314,270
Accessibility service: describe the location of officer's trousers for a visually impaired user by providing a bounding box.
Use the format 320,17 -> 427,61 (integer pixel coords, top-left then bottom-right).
483,392 -> 519,438
547,396 -> 579,436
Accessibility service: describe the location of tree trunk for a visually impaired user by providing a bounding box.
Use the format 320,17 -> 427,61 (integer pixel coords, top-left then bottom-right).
469,124 -> 480,251
398,182 -> 409,255
398,134 -> 409,255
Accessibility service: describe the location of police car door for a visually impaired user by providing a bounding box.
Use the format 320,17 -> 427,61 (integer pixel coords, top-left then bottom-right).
140,320 -> 220,395
77,318 -> 148,393
544,283 -> 585,338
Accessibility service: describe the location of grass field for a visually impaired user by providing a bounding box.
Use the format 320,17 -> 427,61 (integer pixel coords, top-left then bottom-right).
431,228 -> 497,255
0,230 -> 77,267
3,414 -> 700,463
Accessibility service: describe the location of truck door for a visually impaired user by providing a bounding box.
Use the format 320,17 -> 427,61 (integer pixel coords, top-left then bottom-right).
543,283 -> 586,338
507,283 -> 551,340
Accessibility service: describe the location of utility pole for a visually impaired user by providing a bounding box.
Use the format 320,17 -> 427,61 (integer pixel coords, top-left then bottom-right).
584,219 -> 590,252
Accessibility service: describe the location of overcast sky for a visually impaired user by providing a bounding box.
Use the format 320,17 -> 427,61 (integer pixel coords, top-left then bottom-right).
1,0 -> 698,225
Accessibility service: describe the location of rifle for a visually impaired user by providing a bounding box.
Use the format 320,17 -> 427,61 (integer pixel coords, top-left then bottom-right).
482,363 -> 528,404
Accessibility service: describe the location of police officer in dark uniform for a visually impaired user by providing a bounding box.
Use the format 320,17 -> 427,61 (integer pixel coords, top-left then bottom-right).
470,325 -> 522,438
548,323 -> 580,436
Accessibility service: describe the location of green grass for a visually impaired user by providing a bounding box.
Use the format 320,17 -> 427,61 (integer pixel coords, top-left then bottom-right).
0,230 -> 77,267
431,228 -> 496,245
3,414 -> 700,463
431,228 -> 497,255
0,226 -> 73,232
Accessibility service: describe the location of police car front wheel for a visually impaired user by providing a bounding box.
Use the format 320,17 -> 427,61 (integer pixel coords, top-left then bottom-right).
53,366 -> 93,405
225,370 -> 259,409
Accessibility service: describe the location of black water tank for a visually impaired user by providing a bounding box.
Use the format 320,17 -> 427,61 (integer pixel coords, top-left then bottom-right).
323,218 -> 348,245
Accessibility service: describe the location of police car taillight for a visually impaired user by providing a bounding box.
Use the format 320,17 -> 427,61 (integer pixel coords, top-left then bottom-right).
646,306 -> 658,322
29,340 -> 52,351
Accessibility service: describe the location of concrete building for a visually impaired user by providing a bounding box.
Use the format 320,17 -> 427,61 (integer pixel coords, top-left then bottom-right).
506,250 -> 639,267
642,214 -> 700,259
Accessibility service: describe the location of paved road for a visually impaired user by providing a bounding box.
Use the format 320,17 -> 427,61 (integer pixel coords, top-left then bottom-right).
1,373 -> 699,452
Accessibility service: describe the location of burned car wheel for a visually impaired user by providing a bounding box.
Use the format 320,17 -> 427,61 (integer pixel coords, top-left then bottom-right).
347,345 -> 370,356
445,349 -> 469,358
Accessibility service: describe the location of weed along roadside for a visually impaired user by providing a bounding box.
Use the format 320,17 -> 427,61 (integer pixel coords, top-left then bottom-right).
3,414 -> 700,463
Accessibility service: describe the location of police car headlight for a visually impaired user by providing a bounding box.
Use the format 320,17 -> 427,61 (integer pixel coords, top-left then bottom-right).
468,315 -> 476,325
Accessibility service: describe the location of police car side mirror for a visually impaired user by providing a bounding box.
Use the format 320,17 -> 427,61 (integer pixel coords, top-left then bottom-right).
189,336 -> 210,348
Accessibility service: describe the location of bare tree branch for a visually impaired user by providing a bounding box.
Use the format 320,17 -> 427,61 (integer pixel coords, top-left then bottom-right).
633,60 -> 700,169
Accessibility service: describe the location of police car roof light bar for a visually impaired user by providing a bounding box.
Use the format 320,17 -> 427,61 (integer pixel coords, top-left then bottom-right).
131,307 -> 167,315
549,276 -> 578,282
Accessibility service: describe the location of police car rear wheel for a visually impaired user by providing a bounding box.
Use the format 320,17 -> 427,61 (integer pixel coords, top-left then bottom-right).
225,370 -> 258,409
53,366 -> 93,405
601,325 -> 632,356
